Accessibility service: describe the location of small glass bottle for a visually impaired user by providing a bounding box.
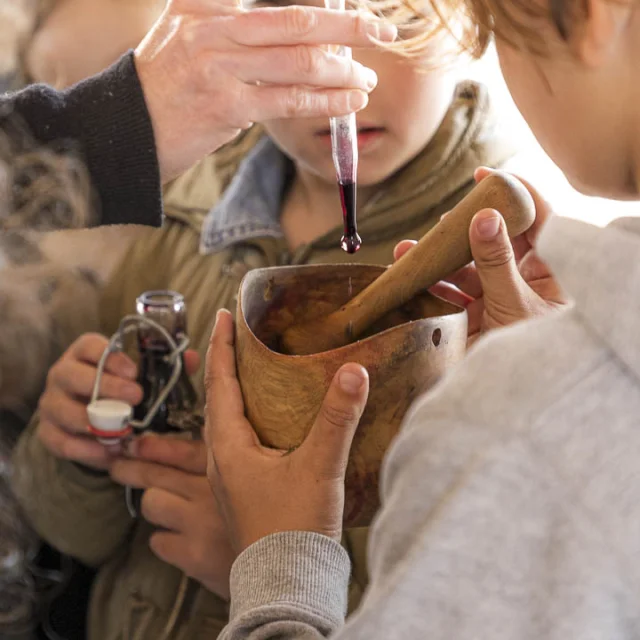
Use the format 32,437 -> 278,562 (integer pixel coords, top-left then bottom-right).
127,290 -> 198,516
133,290 -> 197,433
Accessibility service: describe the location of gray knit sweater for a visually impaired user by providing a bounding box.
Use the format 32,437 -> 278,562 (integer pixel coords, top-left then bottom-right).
220,213 -> 640,639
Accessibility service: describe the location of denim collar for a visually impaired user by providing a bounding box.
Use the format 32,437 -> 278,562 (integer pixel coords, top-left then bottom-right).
199,137 -> 288,254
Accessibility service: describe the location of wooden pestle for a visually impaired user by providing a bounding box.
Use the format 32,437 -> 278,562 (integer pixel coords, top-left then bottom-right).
281,172 -> 536,356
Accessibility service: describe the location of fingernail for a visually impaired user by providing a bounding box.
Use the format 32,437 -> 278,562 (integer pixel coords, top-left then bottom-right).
347,90 -> 368,112
476,211 -> 501,239
214,308 -> 230,330
363,67 -> 378,91
339,367 -> 366,394
366,19 -> 397,42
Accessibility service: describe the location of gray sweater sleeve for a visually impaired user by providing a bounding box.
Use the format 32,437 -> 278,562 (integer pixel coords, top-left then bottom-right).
221,531 -> 351,639
222,422 -> 562,639
221,324 -> 621,640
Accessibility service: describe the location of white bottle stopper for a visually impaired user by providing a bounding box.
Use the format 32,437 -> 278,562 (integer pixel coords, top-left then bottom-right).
87,399 -> 133,445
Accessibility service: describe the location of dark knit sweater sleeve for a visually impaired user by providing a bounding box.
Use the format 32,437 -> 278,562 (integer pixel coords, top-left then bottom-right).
0,52 -> 162,227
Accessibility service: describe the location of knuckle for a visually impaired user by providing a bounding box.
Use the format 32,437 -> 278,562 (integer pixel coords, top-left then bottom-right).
38,393 -> 50,418
139,465 -> 156,488
148,532 -> 164,557
102,376 -> 126,400
293,45 -> 317,76
232,92 -> 255,131
194,54 -> 214,91
108,350 -> 131,370
140,488 -> 158,520
216,81 -> 248,129
285,6 -> 317,38
59,436 -> 76,461
48,353 -> 73,384
44,365 -> 58,392
320,404 -> 358,429
76,332 -> 105,357
325,91 -> 346,116
284,88 -> 312,118
37,422 -> 59,454
186,445 -> 203,471
178,16 -> 203,53
38,392 -> 61,423
353,12 -> 368,38
171,445 -> 194,472
479,244 -> 515,269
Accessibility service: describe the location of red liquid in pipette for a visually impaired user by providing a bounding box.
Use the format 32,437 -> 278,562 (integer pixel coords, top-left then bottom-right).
338,180 -> 361,254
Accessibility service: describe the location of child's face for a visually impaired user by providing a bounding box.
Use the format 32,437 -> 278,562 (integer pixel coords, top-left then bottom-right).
494,1 -> 640,200
261,1 -> 459,186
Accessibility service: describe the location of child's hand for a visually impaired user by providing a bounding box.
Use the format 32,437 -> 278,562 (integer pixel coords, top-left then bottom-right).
37,333 -> 200,470
204,310 -> 369,554
135,0 -> 395,182
38,333 -> 143,470
110,437 -> 234,600
394,169 -> 567,347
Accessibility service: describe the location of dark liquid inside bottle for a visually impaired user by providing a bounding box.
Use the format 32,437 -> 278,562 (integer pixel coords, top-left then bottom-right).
339,180 -> 362,254
129,291 -> 198,516
134,338 -> 184,435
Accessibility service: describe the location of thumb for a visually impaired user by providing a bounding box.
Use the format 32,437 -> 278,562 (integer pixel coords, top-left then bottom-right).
301,364 -> 369,479
470,209 -> 529,314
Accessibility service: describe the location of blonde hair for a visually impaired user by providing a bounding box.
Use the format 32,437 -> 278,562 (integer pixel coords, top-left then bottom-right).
357,0 -> 489,60
369,0 -> 638,59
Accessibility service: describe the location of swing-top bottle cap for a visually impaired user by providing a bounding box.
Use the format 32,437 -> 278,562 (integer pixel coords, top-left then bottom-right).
87,399 -> 133,439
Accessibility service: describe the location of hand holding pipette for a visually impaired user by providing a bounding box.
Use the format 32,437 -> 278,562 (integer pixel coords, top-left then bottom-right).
326,0 -> 361,253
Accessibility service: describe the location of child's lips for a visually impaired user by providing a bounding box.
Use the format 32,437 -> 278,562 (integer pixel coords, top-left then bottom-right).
315,127 -> 386,151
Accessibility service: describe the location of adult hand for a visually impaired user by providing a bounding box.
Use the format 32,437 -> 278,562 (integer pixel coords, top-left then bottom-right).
394,169 -> 567,347
110,436 -> 234,599
134,0 -> 397,182
204,309 -> 369,553
38,333 -> 199,470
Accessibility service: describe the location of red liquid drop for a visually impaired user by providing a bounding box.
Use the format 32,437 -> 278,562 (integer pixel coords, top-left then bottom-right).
339,181 -> 362,254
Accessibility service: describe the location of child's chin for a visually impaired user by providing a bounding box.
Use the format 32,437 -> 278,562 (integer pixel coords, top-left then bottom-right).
356,166 -> 398,187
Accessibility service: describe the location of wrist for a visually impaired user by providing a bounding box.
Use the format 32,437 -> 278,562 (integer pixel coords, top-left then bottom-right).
229,531 -> 350,624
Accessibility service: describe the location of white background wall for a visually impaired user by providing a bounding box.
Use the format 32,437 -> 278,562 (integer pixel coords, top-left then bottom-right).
467,46 -> 640,226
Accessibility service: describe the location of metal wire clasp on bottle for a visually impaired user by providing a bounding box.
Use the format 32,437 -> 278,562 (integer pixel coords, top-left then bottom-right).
86,314 -> 190,516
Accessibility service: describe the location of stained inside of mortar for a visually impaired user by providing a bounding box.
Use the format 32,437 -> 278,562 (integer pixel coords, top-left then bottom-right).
240,265 -> 460,355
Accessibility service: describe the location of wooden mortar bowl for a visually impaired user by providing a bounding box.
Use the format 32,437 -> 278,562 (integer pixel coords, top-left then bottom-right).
235,264 -> 468,527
